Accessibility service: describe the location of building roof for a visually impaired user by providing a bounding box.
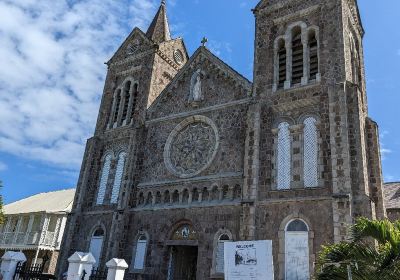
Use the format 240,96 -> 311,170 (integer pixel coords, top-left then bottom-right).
4,189 -> 76,215
146,0 -> 171,44
384,182 -> 400,210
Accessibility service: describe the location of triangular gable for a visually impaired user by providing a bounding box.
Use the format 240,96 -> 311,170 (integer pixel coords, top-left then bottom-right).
107,27 -> 154,65
147,46 -> 252,118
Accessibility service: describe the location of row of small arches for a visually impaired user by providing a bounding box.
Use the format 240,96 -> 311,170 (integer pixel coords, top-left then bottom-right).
108,79 -> 139,129
137,185 -> 242,206
275,22 -> 319,90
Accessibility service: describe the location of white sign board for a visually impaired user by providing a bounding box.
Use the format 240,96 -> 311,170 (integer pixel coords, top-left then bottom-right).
224,240 -> 274,280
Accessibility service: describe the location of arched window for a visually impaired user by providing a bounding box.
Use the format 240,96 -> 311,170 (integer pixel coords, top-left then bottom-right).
110,152 -> 127,204
89,227 -> 104,268
277,39 -> 287,89
303,117 -> 318,188
130,83 -> 139,121
222,185 -> 229,200
285,220 -> 310,280
172,190 -> 179,203
192,188 -> 199,203
96,154 -> 112,205
291,26 -> 303,85
133,234 -> 148,270
121,81 -> 132,123
233,185 -> 242,200
113,89 -> 122,125
182,189 -> 189,204
216,234 -> 231,274
202,187 -> 209,202
211,186 -> 219,201
308,30 -> 318,80
164,190 -> 171,204
146,192 -> 153,205
155,192 -> 162,204
277,122 -> 291,190
138,192 -> 144,206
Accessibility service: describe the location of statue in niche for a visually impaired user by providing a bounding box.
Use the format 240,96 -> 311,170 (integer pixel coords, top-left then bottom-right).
189,69 -> 204,102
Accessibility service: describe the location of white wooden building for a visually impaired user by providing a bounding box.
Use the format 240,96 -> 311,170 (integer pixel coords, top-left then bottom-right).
0,189 -> 75,274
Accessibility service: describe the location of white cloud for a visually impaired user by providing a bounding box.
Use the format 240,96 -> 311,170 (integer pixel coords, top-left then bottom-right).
208,40 -> 232,57
0,0 -> 158,170
380,130 -> 393,161
0,161 -> 7,171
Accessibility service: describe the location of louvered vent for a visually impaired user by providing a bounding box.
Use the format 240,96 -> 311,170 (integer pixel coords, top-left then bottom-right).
309,31 -> 318,80
278,41 -> 286,89
113,89 -> 121,123
291,28 -> 303,85
121,81 -> 131,122
130,83 -> 139,120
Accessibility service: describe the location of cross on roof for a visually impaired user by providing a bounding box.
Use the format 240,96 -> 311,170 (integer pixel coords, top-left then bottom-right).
201,37 -> 208,47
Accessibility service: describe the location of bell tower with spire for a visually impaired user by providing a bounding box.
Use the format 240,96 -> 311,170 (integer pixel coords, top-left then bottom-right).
56,2 -> 188,276
93,0 -> 188,134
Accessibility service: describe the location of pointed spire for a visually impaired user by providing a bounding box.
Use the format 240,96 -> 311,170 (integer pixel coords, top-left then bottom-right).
146,0 -> 172,44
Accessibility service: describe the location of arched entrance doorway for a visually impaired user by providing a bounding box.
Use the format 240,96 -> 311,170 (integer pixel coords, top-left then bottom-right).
285,219 -> 310,280
166,224 -> 198,280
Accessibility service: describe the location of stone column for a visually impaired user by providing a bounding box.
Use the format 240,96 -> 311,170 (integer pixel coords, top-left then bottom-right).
0,251 -> 27,280
240,102 -> 261,240
106,259 -> 128,280
289,124 -> 305,189
67,252 -> 96,280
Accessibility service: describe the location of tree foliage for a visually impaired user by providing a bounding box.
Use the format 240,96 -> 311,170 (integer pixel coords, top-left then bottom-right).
316,218 -> 400,280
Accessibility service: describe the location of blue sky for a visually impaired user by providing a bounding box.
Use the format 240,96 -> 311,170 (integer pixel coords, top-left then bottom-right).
0,0 -> 399,204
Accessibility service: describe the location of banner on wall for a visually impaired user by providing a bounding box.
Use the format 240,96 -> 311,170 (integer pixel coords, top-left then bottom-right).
224,240 -> 274,280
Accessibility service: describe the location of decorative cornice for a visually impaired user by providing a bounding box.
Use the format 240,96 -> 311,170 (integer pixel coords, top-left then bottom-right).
273,5 -> 320,25
137,172 -> 243,188
146,98 -> 251,125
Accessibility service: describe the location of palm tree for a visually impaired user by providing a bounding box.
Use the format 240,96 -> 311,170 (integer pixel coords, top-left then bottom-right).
316,218 -> 400,280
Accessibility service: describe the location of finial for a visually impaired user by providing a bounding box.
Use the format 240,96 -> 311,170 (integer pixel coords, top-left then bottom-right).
201,37 -> 208,47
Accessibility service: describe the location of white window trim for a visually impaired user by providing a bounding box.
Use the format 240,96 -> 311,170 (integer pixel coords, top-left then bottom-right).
131,231 -> 150,273
96,153 -> 113,205
210,229 -> 234,277
110,152 -> 127,204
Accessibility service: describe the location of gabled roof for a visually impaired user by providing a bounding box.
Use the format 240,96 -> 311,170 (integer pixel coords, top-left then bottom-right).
146,1 -> 171,44
147,46 -> 252,113
384,182 -> 400,210
4,189 -> 76,215
106,27 -> 153,65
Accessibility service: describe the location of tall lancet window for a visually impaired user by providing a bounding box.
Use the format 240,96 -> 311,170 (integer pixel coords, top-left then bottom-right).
308,30 -> 318,81
133,235 -> 148,270
277,122 -> 291,190
291,26 -> 303,85
130,83 -> 139,121
89,227 -> 104,268
285,220 -> 310,280
96,154 -> 112,205
113,89 -> 122,124
278,39 -> 287,89
111,152 -> 127,204
121,81 -> 132,123
215,234 -> 232,274
303,117 -> 318,188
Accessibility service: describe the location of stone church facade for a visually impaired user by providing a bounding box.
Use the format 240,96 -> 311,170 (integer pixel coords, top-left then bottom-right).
57,0 -> 386,279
